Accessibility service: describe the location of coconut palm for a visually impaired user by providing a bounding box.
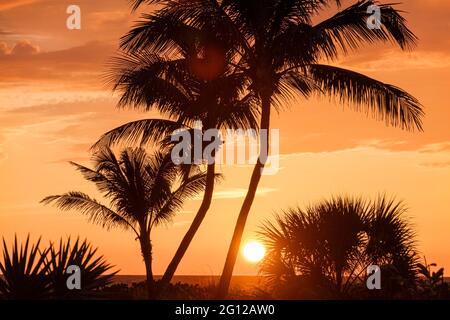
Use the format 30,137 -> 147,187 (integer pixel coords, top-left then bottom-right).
124,0 -> 424,297
41,147 -> 208,298
92,30 -> 259,290
258,195 -> 419,299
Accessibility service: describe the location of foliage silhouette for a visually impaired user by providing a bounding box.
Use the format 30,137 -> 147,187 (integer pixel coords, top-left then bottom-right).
42,147 -> 208,298
258,195 -> 419,299
0,235 -> 51,300
46,237 -> 116,299
123,0 -> 424,297
0,236 -> 115,300
93,18 -> 259,291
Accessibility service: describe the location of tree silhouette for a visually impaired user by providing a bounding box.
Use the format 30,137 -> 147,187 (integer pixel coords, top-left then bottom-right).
93,22 -> 259,290
42,147 -> 207,298
115,0 -> 424,297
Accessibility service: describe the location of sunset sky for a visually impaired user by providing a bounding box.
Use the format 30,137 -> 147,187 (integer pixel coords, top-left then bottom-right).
1,0 -> 450,276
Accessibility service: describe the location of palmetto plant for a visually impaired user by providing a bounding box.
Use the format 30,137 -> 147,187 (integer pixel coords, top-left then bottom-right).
125,0 -> 424,297
42,147 -> 208,298
46,238 -> 116,299
258,195 -> 418,299
0,236 -> 115,300
0,236 -> 51,300
93,30 -> 259,289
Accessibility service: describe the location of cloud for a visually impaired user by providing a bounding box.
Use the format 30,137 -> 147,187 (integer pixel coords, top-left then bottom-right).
0,42 -> 9,56
195,188 -> 277,200
419,161 -> 450,168
0,41 -> 115,85
0,0 -> 39,11
345,51 -> 450,72
0,29 -> 13,36
419,142 -> 450,154
10,40 -> 40,56
0,40 -> 40,57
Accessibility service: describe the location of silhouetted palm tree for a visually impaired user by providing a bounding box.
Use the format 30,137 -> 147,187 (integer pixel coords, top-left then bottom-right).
93,29 -> 259,290
118,0 -> 424,297
41,147 -> 208,298
258,195 -> 418,299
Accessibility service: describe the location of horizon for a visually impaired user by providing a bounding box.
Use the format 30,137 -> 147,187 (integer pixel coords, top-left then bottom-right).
1,0 -> 450,280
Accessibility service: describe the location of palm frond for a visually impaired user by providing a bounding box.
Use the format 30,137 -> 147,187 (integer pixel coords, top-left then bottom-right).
308,64 -> 424,131
41,192 -> 135,233
152,171 -> 213,227
92,119 -> 185,150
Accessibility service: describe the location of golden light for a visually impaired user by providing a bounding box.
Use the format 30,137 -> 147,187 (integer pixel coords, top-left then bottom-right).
242,241 -> 266,263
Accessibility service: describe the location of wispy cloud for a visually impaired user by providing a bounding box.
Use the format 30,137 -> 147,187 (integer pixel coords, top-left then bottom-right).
194,188 -> 277,200
419,161 -> 450,168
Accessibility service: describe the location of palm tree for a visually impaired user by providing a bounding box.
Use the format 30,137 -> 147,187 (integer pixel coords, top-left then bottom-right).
92,29 -> 259,290
258,195 -> 418,299
125,0 -> 424,297
41,147 -> 208,298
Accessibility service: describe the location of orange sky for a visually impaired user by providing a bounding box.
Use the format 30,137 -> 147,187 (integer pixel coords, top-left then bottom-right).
1,0 -> 450,275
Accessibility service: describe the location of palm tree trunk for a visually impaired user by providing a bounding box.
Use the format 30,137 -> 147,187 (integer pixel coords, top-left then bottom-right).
216,93 -> 271,299
159,163 -> 216,291
140,234 -> 155,299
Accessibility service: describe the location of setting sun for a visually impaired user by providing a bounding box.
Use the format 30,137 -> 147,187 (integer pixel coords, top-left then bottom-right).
243,241 -> 266,263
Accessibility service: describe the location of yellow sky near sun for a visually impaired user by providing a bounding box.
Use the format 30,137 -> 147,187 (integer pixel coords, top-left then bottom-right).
0,0 -> 450,275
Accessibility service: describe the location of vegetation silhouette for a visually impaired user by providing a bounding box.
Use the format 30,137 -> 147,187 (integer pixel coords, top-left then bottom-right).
93,33 -> 259,290
258,195 -> 419,299
126,0 -> 424,297
42,147 -> 208,298
0,235 -> 115,300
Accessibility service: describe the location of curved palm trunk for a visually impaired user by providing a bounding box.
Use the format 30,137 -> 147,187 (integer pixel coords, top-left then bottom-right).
140,234 -> 155,299
159,163 -> 216,290
217,95 -> 271,299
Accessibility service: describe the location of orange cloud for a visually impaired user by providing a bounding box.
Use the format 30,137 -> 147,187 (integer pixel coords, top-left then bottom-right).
9,40 -> 40,56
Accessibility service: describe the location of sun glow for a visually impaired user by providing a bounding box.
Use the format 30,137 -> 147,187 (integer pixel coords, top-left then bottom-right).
242,241 -> 266,263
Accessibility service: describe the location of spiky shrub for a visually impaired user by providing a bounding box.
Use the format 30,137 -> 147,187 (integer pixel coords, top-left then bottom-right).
0,236 -> 117,300
46,238 -> 117,299
0,236 -> 51,300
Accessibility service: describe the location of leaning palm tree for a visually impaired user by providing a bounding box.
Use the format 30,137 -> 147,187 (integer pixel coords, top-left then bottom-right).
125,0 -> 424,297
259,195 -> 418,299
41,147 -> 208,298
92,28 -> 259,289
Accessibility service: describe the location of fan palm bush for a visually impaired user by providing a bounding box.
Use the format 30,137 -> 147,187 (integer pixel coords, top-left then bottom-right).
259,195 -> 419,299
42,147 -> 209,298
